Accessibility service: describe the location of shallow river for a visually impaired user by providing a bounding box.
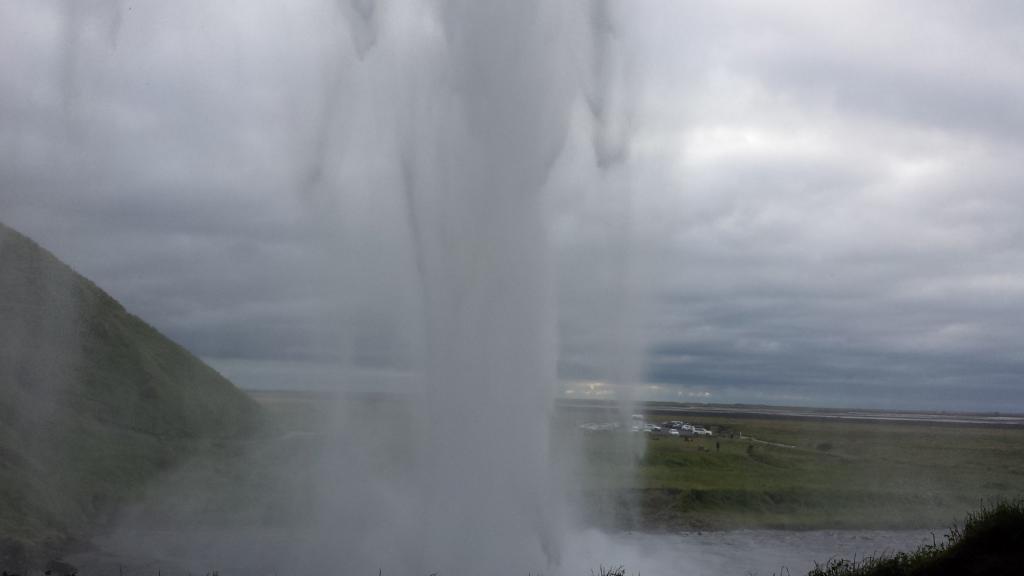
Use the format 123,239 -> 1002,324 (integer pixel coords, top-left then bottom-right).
71,527 -> 939,576
560,528 -> 940,576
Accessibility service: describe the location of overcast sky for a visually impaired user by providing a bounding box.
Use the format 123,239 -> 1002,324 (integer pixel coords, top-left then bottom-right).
3,0 -> 1024,411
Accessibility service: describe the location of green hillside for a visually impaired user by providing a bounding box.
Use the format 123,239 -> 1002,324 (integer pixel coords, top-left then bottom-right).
809,499 -> 1024,576
0,222 -> 261,564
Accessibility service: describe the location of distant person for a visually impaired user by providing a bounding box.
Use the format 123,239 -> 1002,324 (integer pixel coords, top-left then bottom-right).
716,441 -> 720,452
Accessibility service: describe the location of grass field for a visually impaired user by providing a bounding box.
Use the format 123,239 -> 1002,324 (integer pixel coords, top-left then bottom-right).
568,409 -> 1024,531
110,393 -> 1024,540
248,394 -> 1024,533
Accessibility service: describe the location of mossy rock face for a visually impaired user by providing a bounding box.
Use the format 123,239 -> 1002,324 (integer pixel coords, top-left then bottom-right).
0,222 -> 262,566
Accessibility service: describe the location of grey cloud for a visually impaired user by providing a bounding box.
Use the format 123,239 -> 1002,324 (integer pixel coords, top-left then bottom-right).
3,0 -> 1024,410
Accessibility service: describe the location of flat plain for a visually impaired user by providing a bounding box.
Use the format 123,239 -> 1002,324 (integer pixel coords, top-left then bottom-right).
226,393 -> 1024,533
568,406 -> 1024,531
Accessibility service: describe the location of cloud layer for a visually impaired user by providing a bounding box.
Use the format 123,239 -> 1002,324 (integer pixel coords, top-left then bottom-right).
3,0 -> 1023,410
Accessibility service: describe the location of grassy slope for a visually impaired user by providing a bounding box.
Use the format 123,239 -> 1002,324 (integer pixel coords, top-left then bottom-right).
575,412 -> 1024,530
808,499 -> 1024,576
0,222 -> 261,562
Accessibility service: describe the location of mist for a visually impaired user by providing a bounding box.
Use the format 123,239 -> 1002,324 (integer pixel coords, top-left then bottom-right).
29,0 -> 650,573
4,0 -> 1024,575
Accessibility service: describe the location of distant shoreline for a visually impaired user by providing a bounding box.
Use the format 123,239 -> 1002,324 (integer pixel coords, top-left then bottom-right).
558,398 -> 1024,428
245,389 -> 1024,428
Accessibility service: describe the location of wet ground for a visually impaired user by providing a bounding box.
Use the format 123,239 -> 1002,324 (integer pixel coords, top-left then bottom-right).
561,528 -> 940,576
67,527 -> 939,576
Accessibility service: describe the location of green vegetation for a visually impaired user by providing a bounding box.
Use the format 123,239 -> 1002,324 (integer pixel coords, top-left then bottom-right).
574,412 -> 1024,530
4,220 -> 1022,569
808,499 -> 1024,576
0,222 -> 261,565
